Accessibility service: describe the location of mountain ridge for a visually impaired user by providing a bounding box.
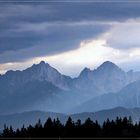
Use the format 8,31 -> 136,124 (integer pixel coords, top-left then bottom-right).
73,79 -> 140,113
1,60 -> 140,114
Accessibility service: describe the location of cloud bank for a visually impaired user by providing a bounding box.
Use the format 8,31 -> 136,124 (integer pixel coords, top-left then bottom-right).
1,2 -> 140,76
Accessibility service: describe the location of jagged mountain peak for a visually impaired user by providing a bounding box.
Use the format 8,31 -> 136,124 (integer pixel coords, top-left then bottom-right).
102,61 -> 115,65
1,61 -> 72,91
75,61 -> 129,94
83,67 -> 91,72
25,61 -> 55,76
98,61 -> 120,70
31,61 -> 50,68
38,61 -> 50,67
95,61 -> 124,74
4,61 -> 50,76
79,61 -> 122,77
79,67 -> 92,77
40,60 -> 45,65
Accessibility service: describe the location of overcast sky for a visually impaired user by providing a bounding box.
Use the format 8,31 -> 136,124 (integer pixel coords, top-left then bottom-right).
1,0 -> 140,77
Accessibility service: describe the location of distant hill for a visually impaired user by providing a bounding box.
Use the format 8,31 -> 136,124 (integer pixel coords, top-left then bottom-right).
1,107 -> 140,130
73,79 -> 140,113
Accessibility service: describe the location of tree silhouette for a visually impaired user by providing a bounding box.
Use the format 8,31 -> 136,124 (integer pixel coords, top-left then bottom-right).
2,116 -> 140,138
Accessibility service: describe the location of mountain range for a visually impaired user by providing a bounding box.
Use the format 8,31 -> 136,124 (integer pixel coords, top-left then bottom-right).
1,61 -> 140,115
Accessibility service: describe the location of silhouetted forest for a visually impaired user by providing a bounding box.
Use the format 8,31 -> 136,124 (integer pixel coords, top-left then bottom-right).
1,116 -> 140,138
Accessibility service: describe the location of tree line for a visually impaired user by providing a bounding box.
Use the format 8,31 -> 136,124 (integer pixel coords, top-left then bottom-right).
1,116 -> 140,138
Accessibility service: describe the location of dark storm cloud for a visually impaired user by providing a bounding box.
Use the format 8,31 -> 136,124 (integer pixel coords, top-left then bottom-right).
0,24 -> 109,63
0,1 -> 140,62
